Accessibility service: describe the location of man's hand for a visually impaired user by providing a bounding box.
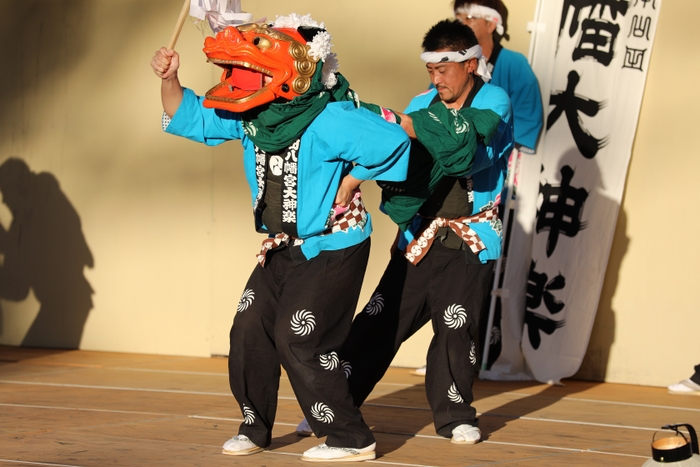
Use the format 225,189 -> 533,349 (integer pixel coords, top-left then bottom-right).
334,174 -> 363,207
396,112 -> 416,139
151,47 -> 184,118
151,47 -> 180,79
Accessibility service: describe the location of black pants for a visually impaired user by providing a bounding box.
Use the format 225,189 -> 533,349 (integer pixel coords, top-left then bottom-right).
228,239 -> 375,449
341,241 -> 493,438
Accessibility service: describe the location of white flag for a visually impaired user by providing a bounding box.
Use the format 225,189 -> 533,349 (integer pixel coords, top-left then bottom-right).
190,0 -> 253,32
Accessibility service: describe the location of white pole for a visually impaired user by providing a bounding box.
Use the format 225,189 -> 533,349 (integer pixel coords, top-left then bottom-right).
481,0 -> 546,372
481,148 -> 518,371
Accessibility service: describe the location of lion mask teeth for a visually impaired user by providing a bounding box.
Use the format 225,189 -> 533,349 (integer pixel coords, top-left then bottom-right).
202,23 -> 319,112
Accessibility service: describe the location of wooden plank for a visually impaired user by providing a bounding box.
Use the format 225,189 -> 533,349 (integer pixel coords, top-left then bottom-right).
3,347 -> 698,467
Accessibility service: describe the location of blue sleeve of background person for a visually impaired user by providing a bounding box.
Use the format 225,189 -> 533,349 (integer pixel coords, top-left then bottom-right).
467,83 -> 514,175
404,89 -> 438,114
164,88 -> 246,144
491,49 -> 543,152
312,102 -> 411,182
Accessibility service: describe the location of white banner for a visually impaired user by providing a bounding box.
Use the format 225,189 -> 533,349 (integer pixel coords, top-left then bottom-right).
484,0 -> 662,383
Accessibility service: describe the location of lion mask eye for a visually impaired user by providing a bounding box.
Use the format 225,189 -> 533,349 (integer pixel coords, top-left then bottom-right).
252,36 -> 272,50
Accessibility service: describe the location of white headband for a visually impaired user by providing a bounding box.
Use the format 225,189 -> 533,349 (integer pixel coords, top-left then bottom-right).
455,4 -> 505,36
420,44 -> 492,82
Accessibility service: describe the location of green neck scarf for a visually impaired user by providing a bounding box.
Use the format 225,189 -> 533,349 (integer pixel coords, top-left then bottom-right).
242,66 -> 356,153
380,103 -> 502,231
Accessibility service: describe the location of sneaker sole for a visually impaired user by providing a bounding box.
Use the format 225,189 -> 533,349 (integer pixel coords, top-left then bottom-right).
296,430 -> 313,437
451,437 -> 480,445
222,446 -> 264,456
668,389 -> 700,396
301,451 -> 376,462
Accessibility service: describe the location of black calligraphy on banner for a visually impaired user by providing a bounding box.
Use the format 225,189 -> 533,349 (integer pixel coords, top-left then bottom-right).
573,18 -> 620,66
559,0 -> 629,38
525,261 -> 567,349
624,0 -> 656,71
547,71 -> 607,159
632,0 -> 656,8
536,165 -> 589,257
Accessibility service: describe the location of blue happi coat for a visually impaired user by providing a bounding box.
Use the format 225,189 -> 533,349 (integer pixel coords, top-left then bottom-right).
165,88 -> 411,260
397,83 -> 514,263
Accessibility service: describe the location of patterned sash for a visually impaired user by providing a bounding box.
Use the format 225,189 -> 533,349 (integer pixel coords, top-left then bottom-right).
404,206 -> 498,265
256,195 -> 368,267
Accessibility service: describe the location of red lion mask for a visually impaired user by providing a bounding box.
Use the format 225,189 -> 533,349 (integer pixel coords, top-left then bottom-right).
202,23 -> 320,112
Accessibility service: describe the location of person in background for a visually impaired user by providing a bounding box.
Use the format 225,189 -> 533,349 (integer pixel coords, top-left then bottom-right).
454,0 -> 542,153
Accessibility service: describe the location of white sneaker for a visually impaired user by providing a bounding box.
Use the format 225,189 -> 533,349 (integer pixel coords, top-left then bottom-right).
410,365 -> 426,376
668,379 -> 700,395
296,417 -> 313,437
451,424 -> 481,445
222,434 -> 264,456
301,442 -> 376,462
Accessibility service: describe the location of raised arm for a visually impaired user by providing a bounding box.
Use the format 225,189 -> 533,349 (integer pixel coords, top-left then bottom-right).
151,47 -> 184,118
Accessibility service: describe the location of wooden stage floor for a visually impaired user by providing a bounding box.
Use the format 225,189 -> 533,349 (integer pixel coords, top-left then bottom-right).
1,346 -> 698,466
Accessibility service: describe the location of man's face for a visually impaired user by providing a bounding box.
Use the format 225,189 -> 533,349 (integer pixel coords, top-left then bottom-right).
426,54 -> 476,108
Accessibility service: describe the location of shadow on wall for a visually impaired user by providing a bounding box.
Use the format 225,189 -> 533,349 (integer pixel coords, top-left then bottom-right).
553,148 -> 627,382
574,206 -> 629,381
0,0 -> 92,114
0,158 -> 94,349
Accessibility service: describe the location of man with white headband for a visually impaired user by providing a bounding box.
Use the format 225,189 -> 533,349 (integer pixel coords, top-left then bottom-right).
334,19 -> 514,446
454,0 -> 543,153
404,0 -> 545,379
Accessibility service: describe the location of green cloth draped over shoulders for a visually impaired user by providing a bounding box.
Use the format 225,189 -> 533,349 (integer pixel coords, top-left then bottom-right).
380,103 -> 502,231
241,66 -> 384,153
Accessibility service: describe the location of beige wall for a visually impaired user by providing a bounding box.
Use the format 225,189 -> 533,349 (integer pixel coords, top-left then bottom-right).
576,0 -> 700,387
0,0 -> 696,387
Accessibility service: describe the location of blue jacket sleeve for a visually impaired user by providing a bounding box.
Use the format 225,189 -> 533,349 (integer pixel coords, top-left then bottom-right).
313,102 -> 411,183
468,84 -> 514,175
493,50 -> 543,152
164,88 -> 245,145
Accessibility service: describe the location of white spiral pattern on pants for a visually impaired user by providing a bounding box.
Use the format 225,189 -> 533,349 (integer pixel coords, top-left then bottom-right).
469,341 -> 477,365
237,289 -> 255,313
444,304 -> 467,329
364,292 -> 385,316
242,404 -> 255,424
291,309 -> 316,336
320,352 -> 339,370
341,360 -> 352,379
310,402 -> 335,423
448,383 -> 465,403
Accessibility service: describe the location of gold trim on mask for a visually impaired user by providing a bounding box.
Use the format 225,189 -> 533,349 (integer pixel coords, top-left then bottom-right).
235,23 -> 319,97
